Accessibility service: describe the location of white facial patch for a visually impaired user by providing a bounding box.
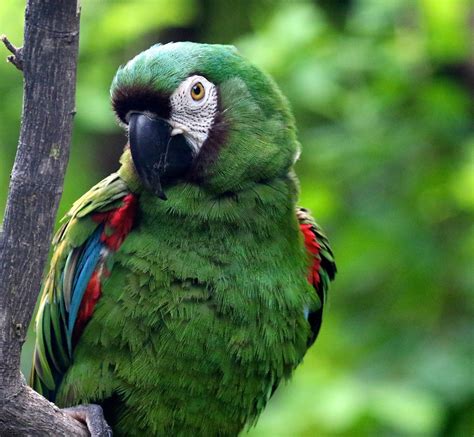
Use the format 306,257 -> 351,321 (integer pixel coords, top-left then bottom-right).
169,75 -> 218,153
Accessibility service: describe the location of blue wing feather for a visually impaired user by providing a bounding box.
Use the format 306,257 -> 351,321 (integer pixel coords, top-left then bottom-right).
66,227 -> 104,352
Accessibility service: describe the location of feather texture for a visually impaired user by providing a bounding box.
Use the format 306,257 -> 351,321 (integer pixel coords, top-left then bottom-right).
297,207 -> 337,345
30,172 -> 137,399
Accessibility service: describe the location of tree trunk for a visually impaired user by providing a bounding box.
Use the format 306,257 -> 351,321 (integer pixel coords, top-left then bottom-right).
0,1 -> 87,435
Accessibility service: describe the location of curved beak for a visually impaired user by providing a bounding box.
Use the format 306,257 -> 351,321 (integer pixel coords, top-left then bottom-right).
128,113 -> 195,199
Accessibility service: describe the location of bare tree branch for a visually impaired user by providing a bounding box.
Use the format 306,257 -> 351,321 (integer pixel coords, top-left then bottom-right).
0,35 -> 23,71
0,0 -> 88,434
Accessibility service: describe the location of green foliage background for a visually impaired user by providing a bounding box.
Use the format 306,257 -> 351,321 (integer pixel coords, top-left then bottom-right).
1,0 -> 472,435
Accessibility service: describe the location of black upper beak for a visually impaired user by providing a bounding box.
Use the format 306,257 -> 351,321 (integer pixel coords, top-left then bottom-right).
128,113 -> 195,199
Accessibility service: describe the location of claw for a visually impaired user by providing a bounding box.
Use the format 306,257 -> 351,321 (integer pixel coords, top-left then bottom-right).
63,404 -> 113,437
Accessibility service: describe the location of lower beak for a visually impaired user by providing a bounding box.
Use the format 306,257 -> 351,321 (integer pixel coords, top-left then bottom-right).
128,113 -> 195,199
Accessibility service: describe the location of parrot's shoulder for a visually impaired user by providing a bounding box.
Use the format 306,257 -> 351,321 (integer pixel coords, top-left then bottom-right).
30,172 -> 139,399
54,172 -> 132,245
297,206 -> 337,345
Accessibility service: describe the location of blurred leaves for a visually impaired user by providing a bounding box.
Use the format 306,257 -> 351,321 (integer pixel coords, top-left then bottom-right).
1,0 -> 472,435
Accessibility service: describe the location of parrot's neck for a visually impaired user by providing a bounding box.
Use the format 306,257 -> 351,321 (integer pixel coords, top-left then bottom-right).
117,147 -> 299,234
137,173 -> 299,237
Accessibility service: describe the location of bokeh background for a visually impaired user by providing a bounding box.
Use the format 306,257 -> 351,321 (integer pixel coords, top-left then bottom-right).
1,0 -> 473,435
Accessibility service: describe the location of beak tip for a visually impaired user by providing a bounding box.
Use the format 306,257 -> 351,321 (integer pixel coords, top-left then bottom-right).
156,190 -> 167,200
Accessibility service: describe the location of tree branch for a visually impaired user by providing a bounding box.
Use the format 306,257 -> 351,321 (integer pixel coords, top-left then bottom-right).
0,1 -> 88,435
0,35 -> 23,71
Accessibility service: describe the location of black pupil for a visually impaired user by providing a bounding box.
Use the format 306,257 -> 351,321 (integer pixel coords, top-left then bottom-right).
193,84 -> 201,95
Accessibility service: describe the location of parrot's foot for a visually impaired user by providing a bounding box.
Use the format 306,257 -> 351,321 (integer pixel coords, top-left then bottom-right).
62,404 -> 113,437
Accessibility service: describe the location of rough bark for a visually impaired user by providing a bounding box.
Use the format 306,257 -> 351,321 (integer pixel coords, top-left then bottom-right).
0,1 -> 87,435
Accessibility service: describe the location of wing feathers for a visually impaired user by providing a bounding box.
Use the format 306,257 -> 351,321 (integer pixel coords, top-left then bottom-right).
63,247 -> 81,312
67,227 -> 104,350
297,207 -> 336,345
30,173 -> 137,400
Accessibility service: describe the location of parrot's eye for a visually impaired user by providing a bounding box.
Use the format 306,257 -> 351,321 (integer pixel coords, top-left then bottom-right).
190,82 -> 205,101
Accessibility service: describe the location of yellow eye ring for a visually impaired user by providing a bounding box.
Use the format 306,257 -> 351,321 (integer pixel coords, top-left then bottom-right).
190,82 -> 205,101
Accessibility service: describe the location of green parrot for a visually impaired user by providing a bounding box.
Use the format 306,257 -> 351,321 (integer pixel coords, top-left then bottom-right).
30,42 -> 336,436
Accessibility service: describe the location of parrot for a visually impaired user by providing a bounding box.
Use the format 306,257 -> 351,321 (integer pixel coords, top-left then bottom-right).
29,42 -> 336,436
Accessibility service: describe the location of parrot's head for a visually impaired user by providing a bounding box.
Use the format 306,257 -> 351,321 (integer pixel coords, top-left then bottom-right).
111,42 -> 299,199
